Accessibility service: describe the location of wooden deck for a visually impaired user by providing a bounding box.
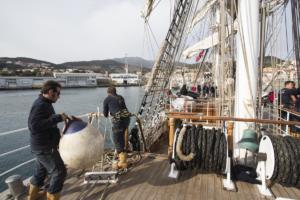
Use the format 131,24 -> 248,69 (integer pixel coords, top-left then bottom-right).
1,153 -> 300,200
60,154 -> 299,200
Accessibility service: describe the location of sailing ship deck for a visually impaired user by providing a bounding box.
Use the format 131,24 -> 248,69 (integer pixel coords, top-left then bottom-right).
61,154 -> 300,200
1,153 -> 299,200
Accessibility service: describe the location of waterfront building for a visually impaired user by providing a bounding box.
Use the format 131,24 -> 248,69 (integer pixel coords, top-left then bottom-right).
110,73 -> 141,85
53,72 -> 98,87
0,76 -> 55,89
0,72 -> 111,89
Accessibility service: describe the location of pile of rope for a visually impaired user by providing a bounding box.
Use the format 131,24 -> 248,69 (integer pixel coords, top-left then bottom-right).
173,125 -> 227,174
268,135 -> 300,187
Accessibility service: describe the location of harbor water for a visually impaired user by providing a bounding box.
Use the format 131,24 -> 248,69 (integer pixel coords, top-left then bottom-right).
0,87 -> 144,192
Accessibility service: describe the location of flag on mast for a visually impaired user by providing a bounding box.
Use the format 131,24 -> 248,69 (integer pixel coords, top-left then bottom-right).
195,49 -> 206,62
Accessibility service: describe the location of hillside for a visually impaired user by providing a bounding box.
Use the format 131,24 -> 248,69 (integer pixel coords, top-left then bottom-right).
0,57 -> 55,69
113,57 -> 154,68
0,57 -> 152,74
0,55 -> 287,75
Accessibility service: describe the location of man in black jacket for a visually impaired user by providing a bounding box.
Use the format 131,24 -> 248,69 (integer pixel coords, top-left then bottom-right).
103,86 -> 131,170
27,80 -> 68,200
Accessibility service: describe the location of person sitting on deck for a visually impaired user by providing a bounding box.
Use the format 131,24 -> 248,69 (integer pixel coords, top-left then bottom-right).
103,86 -> 131,170
27,80 -> 68,200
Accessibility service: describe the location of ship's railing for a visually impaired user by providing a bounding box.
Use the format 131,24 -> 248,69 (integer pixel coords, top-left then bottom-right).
262,103 -> 300,136
0,113 -> 94,179
277,107 -> 300,136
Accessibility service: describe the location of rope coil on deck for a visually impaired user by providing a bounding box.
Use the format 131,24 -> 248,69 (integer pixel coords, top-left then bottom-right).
176,125 -> 195,161
266,135 -> 300,187
173,125 -> 227,173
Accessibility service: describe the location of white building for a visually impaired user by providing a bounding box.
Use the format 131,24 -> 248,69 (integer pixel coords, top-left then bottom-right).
110,73 -> 141,85
53,72 -> 98,87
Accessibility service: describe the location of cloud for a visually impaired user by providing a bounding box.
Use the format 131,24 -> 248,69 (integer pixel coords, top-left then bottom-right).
0,0 -> 171,63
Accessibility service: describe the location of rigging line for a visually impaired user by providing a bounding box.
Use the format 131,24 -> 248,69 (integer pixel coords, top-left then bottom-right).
0,158 -> 35,178
169,0 -> 172,23
264,6 -> 286,50
176,0 -> 200,60
165,3 -> 193,83
146,24 -> 157,58
185,0 -> 200,34
146,22 -> 160,49
284,6 -> 289,54
0,113 -> 90,137
151,0 -> 163,13
0,127 -> 28,137
0,145 -> 30,158
143,23 -> 153,59
145,23 -> 156,59
267,8 -> 286,52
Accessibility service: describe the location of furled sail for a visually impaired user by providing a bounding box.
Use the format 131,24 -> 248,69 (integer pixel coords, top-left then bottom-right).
266,0 -> 288,14
188,0 -> 217,32
141,0 -> 155,20
183,32 -> 219,58
183,21 -> 237,59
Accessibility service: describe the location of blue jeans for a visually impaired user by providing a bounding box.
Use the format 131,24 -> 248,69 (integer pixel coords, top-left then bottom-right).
112,117 -> 130,153
30,149 -> 67,194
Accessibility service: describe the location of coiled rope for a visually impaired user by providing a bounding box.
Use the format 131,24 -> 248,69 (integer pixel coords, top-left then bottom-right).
173,125 -> 227,174
267,135 -> 300,187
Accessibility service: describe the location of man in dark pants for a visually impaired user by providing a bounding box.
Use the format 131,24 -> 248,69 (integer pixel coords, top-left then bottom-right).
103,86 -> 131,170
28,80 -> 68,200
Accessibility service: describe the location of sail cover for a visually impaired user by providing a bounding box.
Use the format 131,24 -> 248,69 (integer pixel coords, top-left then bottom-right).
189,0 -> 217,31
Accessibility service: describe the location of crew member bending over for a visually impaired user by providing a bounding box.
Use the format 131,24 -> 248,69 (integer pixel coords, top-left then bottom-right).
103,86 -> 131,169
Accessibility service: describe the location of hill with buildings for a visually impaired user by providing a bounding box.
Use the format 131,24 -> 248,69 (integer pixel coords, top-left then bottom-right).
0,57 -> 152,76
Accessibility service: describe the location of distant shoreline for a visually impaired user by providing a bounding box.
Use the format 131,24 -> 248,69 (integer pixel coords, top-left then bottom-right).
0,84 -> 143,91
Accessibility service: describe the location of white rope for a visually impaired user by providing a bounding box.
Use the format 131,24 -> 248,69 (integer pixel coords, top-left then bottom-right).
0,113 -> 89,137
0,145 -> 30,158
0,158 -> 35,178
0,127 -> 28,137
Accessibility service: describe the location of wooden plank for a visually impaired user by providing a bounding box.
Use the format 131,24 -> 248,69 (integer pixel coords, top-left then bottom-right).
194,170 -> 203,198
272,184 -> 291,198
214,175 -> 229,200
281,187 -> 300,199
172,170 -> 190,200
141,160 -> 169,200
226,181 -> 239,200
149,160 -> 175,200
183,170 -> 198,200
236,181 -> 253,200
123,156 -> 166,200
166,174 -> 183,200
189,171 -> 204,198
20,153 -> 300,200
102,156 -> 161,200
290,187 -> 300,198
206,173 -> 216,199
245,181 -> 268,200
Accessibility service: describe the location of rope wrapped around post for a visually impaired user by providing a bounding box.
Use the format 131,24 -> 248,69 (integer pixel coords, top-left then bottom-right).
176,125 -> 195,161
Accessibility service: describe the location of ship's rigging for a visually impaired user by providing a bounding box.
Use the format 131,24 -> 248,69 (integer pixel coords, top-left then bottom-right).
138,0 -> 297,151
138,0 -> 194,148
